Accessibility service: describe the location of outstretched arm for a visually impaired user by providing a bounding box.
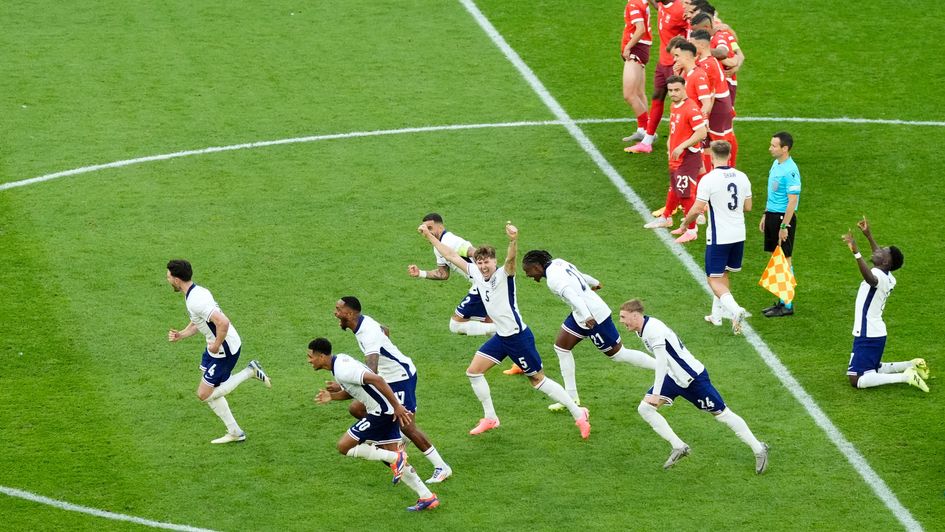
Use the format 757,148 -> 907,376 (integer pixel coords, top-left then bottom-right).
842,231 -> 878,287
418,225 -> 470,275
857,216 -> 880,253
504,223 -> 518,275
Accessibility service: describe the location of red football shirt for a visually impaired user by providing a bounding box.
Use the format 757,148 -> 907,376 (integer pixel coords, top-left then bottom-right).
711,29 -> 739,83
683,67 -> 712,107
657,1 -> 688,66
622,0 -> 652,49
668,99 -> 706,169
697,55 -> 729,98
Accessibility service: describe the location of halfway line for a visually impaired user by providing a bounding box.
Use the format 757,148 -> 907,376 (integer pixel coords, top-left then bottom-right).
457,0 -> 922,531
0,485 -> 219,532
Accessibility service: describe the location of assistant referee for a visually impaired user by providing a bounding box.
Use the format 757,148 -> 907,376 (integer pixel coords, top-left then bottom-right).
760,131 -> 801,317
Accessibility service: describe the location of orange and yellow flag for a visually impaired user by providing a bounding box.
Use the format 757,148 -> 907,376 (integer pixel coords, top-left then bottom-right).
758,245 -> 796,304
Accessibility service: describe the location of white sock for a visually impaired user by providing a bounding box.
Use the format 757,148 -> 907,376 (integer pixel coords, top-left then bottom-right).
609,347 -> 656,370
554,346 -> 579,400
637,126 -> 646,134
209,366 -> 254,399
637,401 -> 686,449
719,292 -> 742,318
535,377 -> 582,419
400,465 -> 433,499
878,361 -> 912,374
449,319 -> 496,336
423,446 -> 448,470
467,372 -> 498,420
857,371 -> 908,388
206,396 -> 242,434
715,408 -> 764,454
711,296 -> 724,321
346,443 -> 398,462
642,134 -> 656,144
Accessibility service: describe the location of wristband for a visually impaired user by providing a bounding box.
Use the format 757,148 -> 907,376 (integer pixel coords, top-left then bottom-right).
779,223 -> 788,229
418,270 -> 427,279
853,252 -> 862,259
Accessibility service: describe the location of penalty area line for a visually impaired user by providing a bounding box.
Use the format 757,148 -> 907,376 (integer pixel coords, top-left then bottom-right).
0,485 -> 219,532
457,0 -> 923,531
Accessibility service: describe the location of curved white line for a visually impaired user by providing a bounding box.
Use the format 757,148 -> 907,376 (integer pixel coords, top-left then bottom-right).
2,115 -> 941,193
0,485 -> 218,532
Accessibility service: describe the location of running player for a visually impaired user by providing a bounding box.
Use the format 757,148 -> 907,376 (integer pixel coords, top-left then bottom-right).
166,259 -> 271,444
308,337 -> 440,512
418,222 -> 591,439
621,0 -> 653,143
334,296 -> 452,483
679,141 -> 751,333
522,250 -> 655,411
626,0 -> 688,154
618,299 -> 769,473
841,218 -> 929,392
408,213 -> 495,336
644,75 -> 706,244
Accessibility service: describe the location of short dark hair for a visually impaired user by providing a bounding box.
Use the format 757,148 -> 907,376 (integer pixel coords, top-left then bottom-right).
473,245 -> 496,261
422,213 -> 443,223
692,2 -> 716,15
665,35 -> 688,53
690,29 -> 712,42
167,259 -> 193,281
666,75 -> 686,86
690,12 -> 713,27
308,337 -> 332,355
889,246 -> 904,271
522,250 -> 553,267
675,41 -> 697,56
773,131 -> 794,150
340,296 -> 362,312
709,140 -> 732,159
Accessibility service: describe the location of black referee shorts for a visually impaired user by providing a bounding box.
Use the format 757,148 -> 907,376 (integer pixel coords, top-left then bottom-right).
763,211 -> 796,257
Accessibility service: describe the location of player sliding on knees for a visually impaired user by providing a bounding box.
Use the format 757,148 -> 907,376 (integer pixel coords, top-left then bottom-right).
841,217 -> 928,392
521,250 -> 655,411
618,299 -> 769,473
308,338 -> 439,512
418,221 -> 591,439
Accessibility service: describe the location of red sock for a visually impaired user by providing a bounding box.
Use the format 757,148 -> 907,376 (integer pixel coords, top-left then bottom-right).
681,196 -> 697,229
662,188 -> 678,218
636,112 -> 648,129
726,132 -> 739,166
646,98 -> 665,136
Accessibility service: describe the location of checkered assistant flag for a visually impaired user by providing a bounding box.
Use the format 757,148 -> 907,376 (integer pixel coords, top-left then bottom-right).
758,245 -> 796,304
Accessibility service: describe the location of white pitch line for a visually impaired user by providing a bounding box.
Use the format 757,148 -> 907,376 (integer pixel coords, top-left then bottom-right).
3,115 -> 942,194
457,1 -> 923,531
0,485 -> 219,532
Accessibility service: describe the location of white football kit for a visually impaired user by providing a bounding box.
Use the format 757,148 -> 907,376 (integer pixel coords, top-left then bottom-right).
186,284 -> 241,357
464,264 -> 526,337
637,316 -> 705,396
353,315 -> 417,383
332,353 -> 394,416
545,258 -> 610,327
696,166 -> 752,245
852,268 -> 896,338
434,230 -> 474,275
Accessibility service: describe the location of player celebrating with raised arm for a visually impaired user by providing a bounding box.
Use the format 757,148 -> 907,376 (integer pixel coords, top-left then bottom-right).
521,250 -> 655,411
407,213 -> 495,337
166,259 -> 271,444
841,218 -> 928,392
308,337 -> 440,512
679,141 -> 751,334
334,296 -> 452,483
618,299 -> 769,473
620,0 -> 653,143
418,222 -> 591,439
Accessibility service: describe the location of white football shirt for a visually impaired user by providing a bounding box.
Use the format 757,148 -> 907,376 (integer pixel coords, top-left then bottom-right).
637,316 -> 705,395
545,258 -> 611,326
331,353 -> 394,416
852,268 -> 896,338
465,264 -> 526,337
185,284 -> 241,358
696,166 -> 752,245
434,230 -> 474,275
353,315 -> 416,383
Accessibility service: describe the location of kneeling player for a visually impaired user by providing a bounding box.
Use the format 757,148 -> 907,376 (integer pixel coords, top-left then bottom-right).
841,218 -> 928,391
308,338 -> 440,512
522,250 -> 655,411
618,299 -> 769,473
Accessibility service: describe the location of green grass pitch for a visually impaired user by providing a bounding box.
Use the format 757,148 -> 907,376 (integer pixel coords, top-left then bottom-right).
1,1 -> 942,530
